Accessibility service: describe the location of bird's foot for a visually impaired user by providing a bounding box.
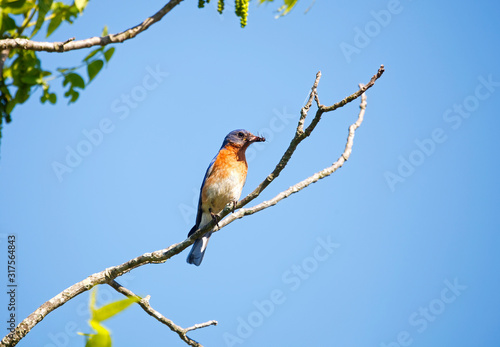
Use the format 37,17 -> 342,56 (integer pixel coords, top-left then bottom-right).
209,210 -> 220,229
231,200 -> 237,213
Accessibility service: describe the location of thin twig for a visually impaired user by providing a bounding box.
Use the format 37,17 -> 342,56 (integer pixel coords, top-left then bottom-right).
304,0 -> 316,14
0,0 -> 184,52
184,321 -> 218,333
17,8 -> 36,36
298,71 -> 321,133
108,280 -> 217,347
62,37 -> 76,45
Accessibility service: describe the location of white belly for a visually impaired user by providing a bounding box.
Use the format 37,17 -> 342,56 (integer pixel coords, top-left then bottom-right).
204,171 -> 244,213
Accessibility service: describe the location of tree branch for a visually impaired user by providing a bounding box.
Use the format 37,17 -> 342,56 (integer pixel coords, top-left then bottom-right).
108,280 -> 217,347
215,83 -> 370,228
0,0 -> 184,53
0,65 -> 384,347
227,64 -> 384,212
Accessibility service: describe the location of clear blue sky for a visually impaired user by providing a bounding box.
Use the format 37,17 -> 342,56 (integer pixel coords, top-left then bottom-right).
1,0 -> 499,346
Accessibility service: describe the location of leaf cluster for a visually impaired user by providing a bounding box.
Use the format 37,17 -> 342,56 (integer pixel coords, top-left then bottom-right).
197,0 -> 298,28
0,0 -> 113,140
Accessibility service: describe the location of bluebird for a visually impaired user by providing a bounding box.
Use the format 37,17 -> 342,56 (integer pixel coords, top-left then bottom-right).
186,129 -> 265,266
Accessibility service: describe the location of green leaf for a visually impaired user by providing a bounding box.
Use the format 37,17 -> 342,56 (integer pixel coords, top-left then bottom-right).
46,13 -> 63,37
13,86 -> 30,104
32,0 -> 53,37
2,0 -> 27,9
259,0 -> 299,17
85,320 -> 111,347
74,0 -> 88,12
20,75 -> 38,84
101,25 -> 108,36
2,0 -> 34,15
40,84 -> 53,104
62,71 -> 83,104
83,47 -> 102,62
2,14 -> 17,33
275,0 -> 298,17
63,73 -> 85,89
86,59 -> 103,82
103,47 -> 114,63
69,89 -> 79,103
48,93 -> 56,104
2,66 -> 11,80
5,100 -> 16,114
78,287 -> 139,347
92,296 -> 140,323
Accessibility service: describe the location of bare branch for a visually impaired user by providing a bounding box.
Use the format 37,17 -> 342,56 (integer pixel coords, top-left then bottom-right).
227,64 -> 385,212
0,0 -> 184,53
184,321 -> 219,333
322,66 -> 383,112
108,280 -> 217,347
0,66 -> 384,347
62,37 -> 76,45
303,65 -> 384,138
298,71 -> 321,133
216,83 -> 370,228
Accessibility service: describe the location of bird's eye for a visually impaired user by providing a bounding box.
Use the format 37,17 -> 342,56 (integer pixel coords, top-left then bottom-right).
237,132 -> 245,138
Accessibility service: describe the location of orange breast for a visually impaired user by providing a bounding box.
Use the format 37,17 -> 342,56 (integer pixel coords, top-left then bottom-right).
201,145 -> 248,214
213,146 -> 248,178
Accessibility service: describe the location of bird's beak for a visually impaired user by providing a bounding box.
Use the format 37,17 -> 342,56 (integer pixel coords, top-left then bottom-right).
248,134 -> 266,143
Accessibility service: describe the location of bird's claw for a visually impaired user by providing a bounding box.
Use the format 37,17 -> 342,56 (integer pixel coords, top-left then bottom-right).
210,210 -> 220,229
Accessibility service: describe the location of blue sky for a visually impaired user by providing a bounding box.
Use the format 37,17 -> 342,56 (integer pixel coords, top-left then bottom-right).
1,0 -> 499,346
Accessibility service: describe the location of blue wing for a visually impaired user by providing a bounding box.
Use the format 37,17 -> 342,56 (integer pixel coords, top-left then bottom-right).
187,153 -> 217,237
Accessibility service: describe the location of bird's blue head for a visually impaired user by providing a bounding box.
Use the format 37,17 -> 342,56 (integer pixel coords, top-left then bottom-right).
221,129 -> 265,149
